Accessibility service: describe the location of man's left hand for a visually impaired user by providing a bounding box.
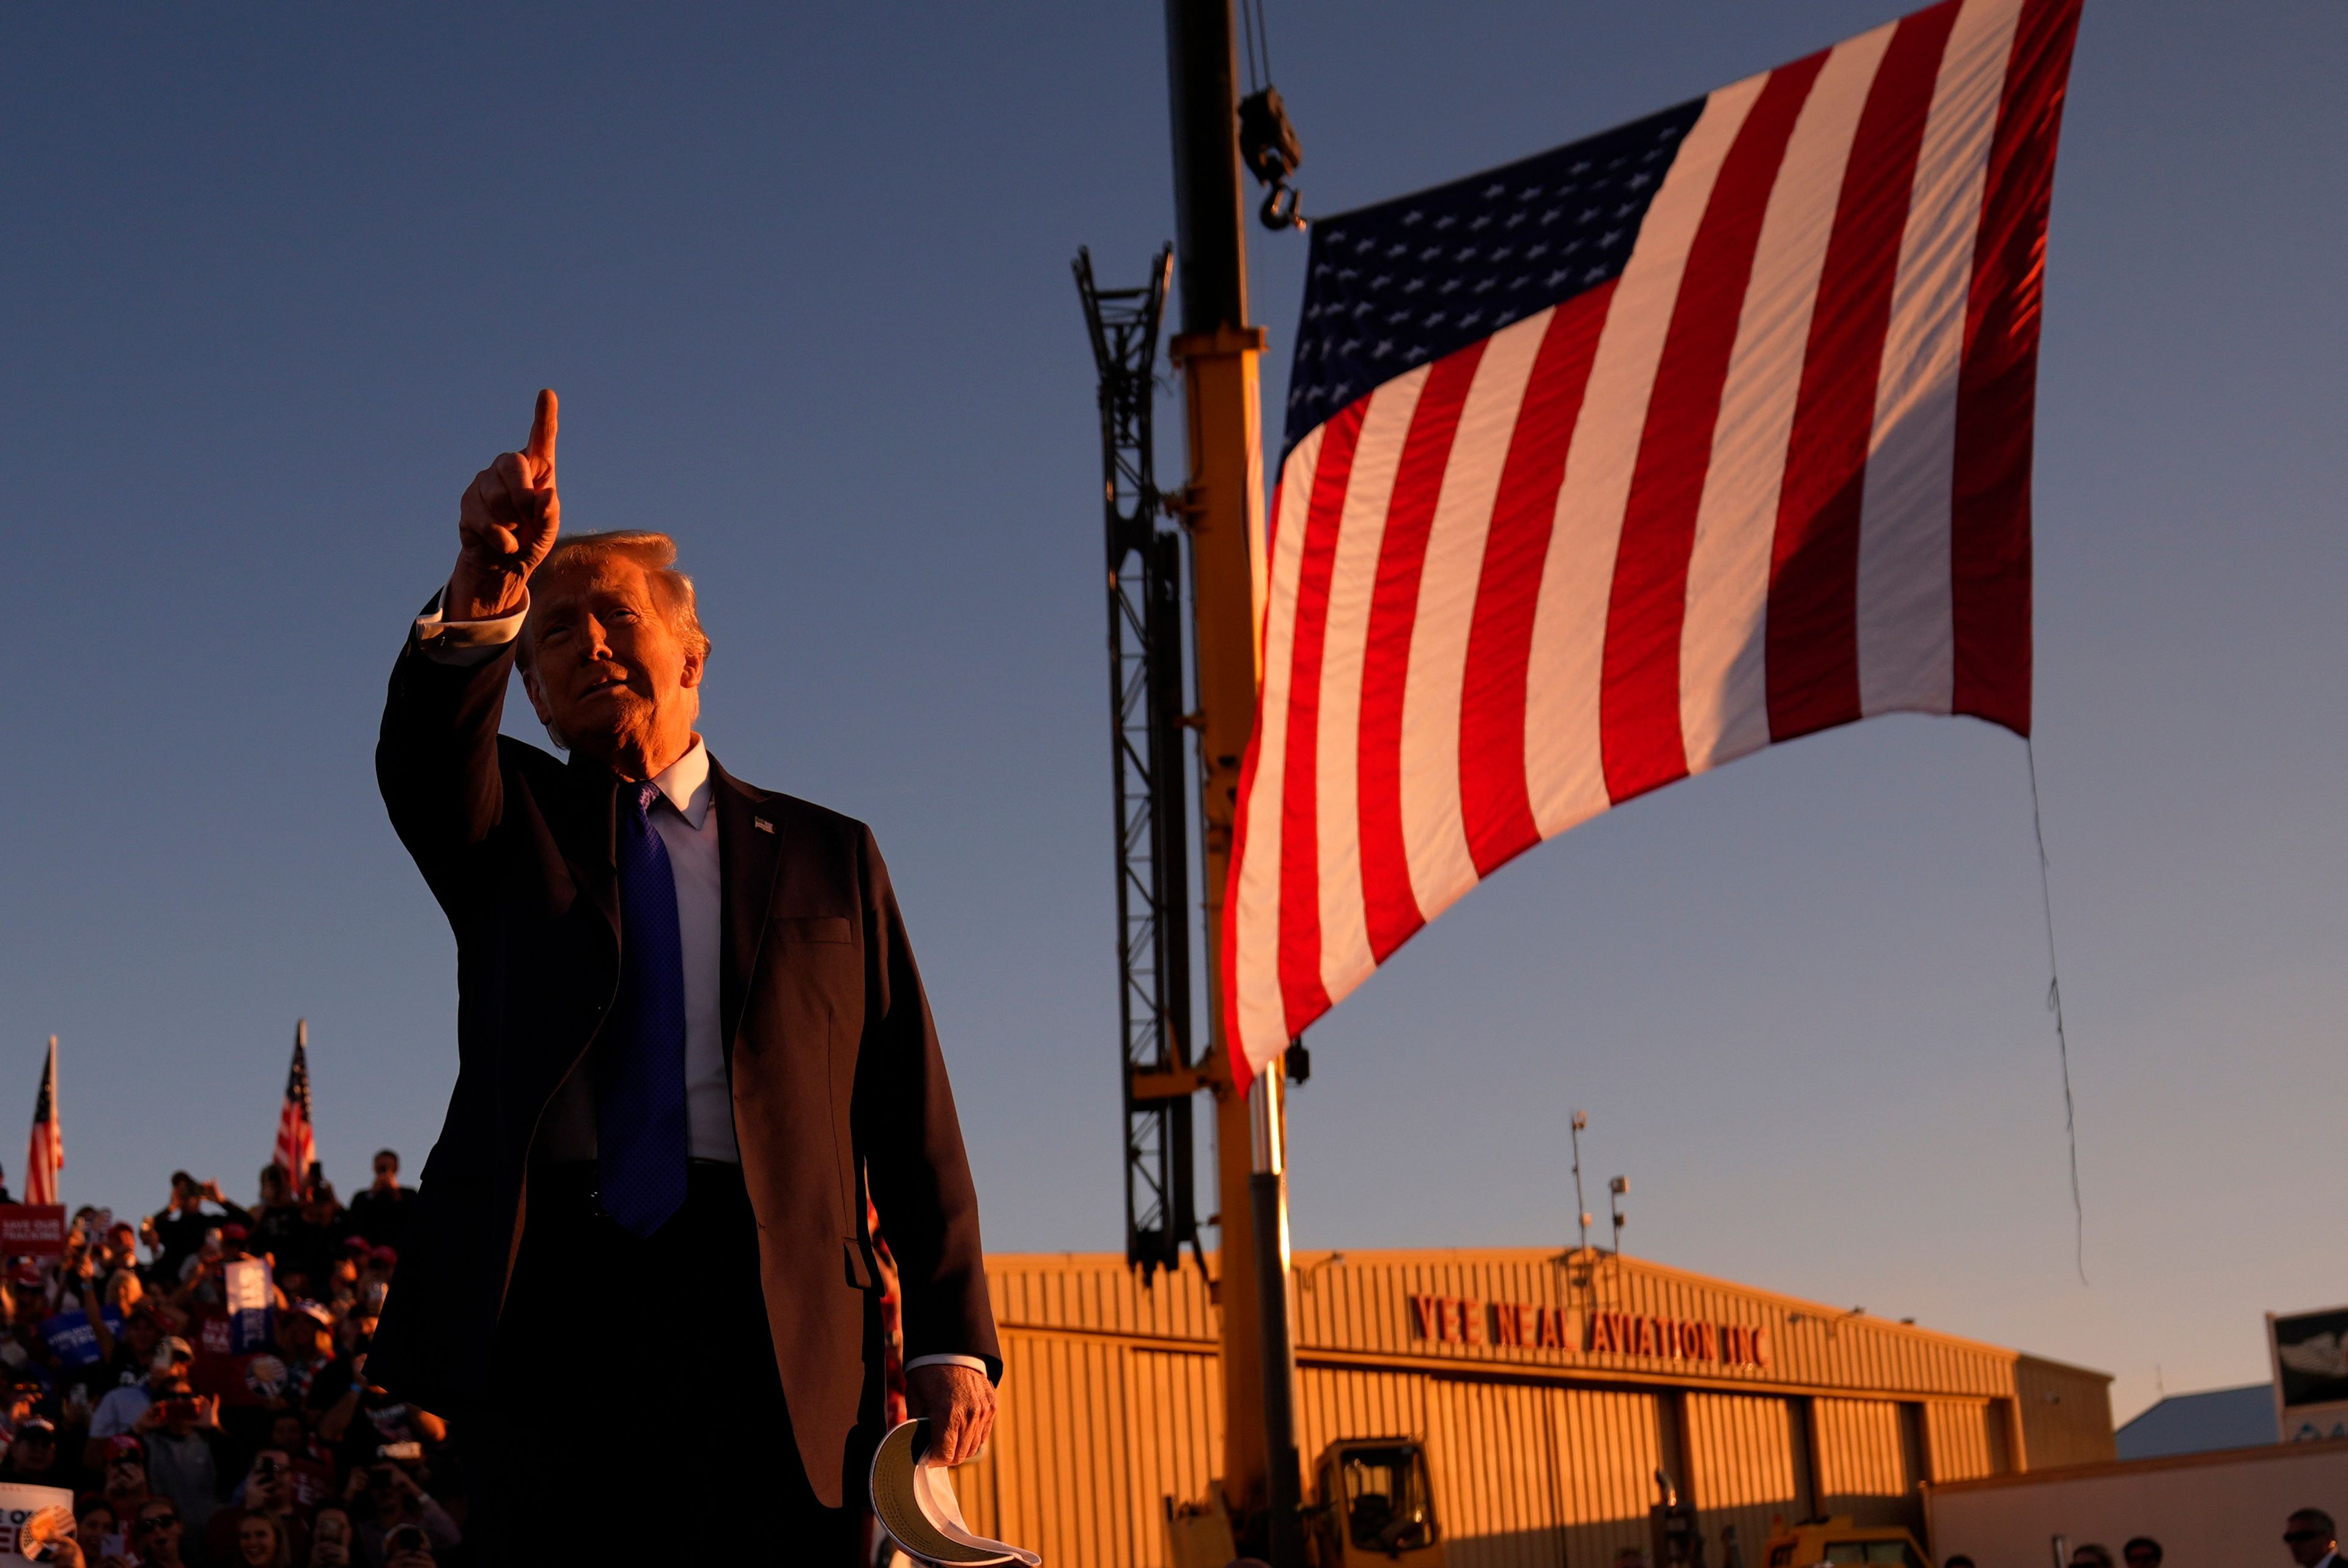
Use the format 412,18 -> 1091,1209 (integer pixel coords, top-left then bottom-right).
905,1363 -> 995,1467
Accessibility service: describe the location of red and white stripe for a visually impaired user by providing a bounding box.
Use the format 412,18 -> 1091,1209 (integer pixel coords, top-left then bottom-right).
1227,0 -> 2083,1085
24,1037 -> 60,1208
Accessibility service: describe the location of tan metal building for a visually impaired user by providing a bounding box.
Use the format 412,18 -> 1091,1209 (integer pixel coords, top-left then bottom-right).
948,1247 -> 2113,1568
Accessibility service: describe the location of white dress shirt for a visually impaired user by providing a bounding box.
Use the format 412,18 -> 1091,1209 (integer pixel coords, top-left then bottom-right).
534,736 -> 736,1163
414,592 -> 986,1378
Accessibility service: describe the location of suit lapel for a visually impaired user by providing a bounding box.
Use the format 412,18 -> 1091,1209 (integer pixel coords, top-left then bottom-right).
713,758 -> 785,1061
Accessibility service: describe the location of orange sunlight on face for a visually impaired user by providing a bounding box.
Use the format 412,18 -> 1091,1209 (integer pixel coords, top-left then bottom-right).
522,556 -> 703,778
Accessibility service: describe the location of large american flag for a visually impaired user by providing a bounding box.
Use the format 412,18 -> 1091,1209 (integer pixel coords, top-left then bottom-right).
275,1020 -> 317,1196
1224,0 -> 2083,1086
24,1037 -> 60,1207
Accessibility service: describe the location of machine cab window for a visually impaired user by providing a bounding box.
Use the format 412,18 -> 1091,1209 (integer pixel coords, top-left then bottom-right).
1340,1443 -> 1437,1554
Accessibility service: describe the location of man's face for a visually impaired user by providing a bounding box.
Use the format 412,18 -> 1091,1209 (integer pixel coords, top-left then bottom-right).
9,1432 -> 53,1470
521,557 -> 703,767
2288,1518 -> 2335,1567
106,1449 -> 146,1490
136,1504 -> 182,1555
373,1157 -> 397,1188
2124,1545 -> 2160,1568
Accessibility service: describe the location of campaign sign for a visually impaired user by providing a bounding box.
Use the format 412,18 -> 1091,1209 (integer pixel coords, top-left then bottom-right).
0,1481 -> 76,1562
0,1209 -> 65,1260
2268,1305 -> 2348,1442
224,1257 -> 275,1354
40,1308 -> 123,1370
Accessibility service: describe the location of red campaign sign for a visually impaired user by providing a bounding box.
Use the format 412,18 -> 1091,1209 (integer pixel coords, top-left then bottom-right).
0,1207 -> 67,1258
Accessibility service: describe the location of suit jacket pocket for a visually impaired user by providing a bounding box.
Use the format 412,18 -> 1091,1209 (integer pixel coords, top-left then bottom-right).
770,915 -> 852,944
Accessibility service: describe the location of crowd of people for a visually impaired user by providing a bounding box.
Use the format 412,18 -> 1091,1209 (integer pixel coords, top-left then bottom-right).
0,1152 -> 457,1567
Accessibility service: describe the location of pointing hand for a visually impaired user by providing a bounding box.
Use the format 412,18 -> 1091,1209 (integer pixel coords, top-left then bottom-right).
449,389 -> 561,619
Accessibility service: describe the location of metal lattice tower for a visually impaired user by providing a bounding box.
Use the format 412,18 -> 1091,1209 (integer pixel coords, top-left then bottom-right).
1075,245 -> 1198,1281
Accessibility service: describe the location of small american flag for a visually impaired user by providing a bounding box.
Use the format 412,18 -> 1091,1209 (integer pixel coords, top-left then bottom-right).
24,1037 -> 60,1207
275,1020 -> 317,1196
1226,0 -> 2084,1085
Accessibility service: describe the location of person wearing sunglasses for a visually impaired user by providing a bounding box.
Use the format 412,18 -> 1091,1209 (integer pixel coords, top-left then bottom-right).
134,1499 -> 190,1568
2287,1508 -> 2340,1568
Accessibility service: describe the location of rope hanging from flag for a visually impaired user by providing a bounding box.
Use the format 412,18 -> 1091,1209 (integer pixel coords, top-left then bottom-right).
1224,0 -> 2084,1088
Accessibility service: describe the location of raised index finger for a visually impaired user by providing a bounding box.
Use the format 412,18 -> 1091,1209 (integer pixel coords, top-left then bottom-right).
524,388 -> 558,476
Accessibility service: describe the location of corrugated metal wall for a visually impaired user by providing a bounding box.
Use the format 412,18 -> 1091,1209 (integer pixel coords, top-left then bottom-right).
962,1251 -> 2109,1567
1685,1393 -> 1804,1553
1549,1385 -> 1670,1567
1922,1399 -> 2001,1484
2015,1355 -> 2117,1471
1811,1397 -> 1917,1526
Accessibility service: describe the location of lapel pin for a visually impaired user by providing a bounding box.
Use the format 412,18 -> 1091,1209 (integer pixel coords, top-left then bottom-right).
754,817 -> 775,834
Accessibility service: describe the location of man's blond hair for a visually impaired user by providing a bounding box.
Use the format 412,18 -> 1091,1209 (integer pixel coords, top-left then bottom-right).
517,530 -> 712,672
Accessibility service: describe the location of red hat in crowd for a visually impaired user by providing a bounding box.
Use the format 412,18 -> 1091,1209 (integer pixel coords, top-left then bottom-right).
220,1223 -> 249,1243
342,1236 -> 371,1254
368,1246 -> 397,1268
104,1434 -> 144,1460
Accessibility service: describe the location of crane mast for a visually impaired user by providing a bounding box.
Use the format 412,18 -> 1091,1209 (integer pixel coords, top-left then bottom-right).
1075,246 -> 1200,1282
1077,6 -> 1302,1558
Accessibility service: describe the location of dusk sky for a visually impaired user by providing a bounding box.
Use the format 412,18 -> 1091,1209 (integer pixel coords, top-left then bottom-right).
5,2 -> 2340,1426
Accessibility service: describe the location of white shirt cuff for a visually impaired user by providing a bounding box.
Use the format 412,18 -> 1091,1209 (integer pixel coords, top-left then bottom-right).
904,1353 -> 992,1380
415,587 -> 528,667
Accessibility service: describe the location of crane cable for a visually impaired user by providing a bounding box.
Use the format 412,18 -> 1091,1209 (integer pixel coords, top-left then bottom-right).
1239,0 -> 1272,95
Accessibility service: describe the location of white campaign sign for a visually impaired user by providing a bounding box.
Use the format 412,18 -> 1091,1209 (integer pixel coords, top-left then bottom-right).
0,1482 -> 76,1563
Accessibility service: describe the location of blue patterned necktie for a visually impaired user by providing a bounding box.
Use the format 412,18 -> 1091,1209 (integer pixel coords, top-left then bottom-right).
599,779 -> 690,1237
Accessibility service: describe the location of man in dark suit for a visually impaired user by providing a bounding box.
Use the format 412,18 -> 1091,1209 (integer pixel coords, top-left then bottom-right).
371,391 -> 998,1564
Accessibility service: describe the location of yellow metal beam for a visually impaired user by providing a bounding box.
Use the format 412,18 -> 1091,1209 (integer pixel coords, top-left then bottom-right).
1170,320 -> 1289,1525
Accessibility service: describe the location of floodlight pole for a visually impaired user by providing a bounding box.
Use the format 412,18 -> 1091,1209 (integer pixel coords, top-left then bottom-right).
1570,1110 -> 1590,1257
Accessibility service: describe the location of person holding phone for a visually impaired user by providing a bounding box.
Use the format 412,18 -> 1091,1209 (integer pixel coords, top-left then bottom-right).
146,1176 -> 250,1286
350,1460 -> 459,1566
381,1522 -> 437,1568
204,1449 -> 311,1568
88,1334 -> 192,1451
306,1502 -> 355,1568
372,391 -> 1000,1564
134,1382 -> 235,1546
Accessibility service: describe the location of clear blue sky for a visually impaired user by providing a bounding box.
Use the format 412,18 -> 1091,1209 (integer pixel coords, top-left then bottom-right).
4,3 -> 2339,1425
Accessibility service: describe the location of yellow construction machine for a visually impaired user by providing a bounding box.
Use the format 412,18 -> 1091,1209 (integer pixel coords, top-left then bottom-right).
1305,1438 -> 1444,1567
1759,1516 -> 1930,1568
1167,1437 -> 1445,1568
